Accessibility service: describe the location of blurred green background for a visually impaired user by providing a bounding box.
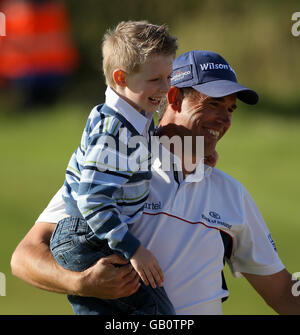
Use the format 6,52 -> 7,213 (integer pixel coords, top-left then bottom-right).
1,0 -> 300,315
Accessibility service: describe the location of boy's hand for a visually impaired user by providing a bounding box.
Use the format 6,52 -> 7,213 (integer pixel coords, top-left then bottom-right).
130,245 -> 164,289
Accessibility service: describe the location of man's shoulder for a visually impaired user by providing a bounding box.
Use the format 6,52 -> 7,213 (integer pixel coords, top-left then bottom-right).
211,167 -> 245,193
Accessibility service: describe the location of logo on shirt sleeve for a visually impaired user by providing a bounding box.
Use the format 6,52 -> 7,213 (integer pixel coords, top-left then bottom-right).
267,233 -> 277,252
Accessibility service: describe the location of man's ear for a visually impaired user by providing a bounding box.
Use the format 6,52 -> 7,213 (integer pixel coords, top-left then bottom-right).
113,69 -> 127,87
167,86 -> 182,112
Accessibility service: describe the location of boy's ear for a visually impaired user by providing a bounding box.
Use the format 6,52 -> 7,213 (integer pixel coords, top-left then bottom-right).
113,69 -> 127,87
167,86 -> 182,112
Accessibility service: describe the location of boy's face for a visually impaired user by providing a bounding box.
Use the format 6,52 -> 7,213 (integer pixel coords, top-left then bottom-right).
122,54 -> 174,114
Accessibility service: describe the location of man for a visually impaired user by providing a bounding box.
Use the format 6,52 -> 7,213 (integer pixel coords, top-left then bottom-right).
11,50 -> 300,314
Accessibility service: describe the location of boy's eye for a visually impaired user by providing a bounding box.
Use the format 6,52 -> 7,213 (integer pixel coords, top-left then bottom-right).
149,78 -> 159,82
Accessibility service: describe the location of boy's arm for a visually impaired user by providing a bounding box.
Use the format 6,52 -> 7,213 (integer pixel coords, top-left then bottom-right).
11,221 -> 140,299
76,132 -> 148,259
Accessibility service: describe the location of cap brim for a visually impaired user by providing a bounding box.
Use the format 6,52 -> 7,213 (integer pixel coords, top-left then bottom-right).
192,80 -> 259,105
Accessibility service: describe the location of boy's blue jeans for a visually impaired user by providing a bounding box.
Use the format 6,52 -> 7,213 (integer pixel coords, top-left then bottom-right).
50,217 -> 175,315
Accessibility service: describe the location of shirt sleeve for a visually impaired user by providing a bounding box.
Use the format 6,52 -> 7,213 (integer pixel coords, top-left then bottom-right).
76,132 -> 143,259
228,187 -> 285,277
35,187 -> 66,224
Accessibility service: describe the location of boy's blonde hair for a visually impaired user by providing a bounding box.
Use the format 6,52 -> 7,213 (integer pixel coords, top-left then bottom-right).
102,20 -> 178,88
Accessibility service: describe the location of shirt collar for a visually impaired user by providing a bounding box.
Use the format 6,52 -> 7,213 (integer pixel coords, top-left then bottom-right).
172,159 -> 212,183
171,157 -> 205,183
152,137 -> 212,183
105,86 -> 153,136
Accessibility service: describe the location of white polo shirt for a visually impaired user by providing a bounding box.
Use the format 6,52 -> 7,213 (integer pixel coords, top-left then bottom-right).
37,141 -> 284,315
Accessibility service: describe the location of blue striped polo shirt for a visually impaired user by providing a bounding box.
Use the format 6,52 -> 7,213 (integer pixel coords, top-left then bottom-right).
62,87 -> 154,259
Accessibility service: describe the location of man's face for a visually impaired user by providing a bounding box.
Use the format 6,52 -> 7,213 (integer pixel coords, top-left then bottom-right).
177,90 -> 237,157
123,54 -> 174,114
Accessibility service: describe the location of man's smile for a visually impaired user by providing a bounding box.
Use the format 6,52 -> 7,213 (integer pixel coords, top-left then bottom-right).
207,129 -> 220,138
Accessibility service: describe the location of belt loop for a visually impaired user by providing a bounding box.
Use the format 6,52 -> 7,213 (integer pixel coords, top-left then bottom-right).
70,217 -> 77,232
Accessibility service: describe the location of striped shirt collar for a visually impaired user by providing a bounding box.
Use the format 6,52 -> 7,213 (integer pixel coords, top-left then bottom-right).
105,86 -> 153,136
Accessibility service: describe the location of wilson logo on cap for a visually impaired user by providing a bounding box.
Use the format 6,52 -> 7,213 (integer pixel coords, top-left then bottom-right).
199,63 -> 236,74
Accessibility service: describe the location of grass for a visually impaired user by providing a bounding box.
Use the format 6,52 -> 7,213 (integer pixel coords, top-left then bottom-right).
218,108 -> 300,315
0,101 -> 300,315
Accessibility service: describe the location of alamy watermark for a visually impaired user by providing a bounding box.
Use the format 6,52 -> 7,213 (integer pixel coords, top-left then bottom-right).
292,272 -> 300,297
92,130 -> 204,176
291,12 -> 300,37
0,272 -> 6,296
0,12 -> 6,37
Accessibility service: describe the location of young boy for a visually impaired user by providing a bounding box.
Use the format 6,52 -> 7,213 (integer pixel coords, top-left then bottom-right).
50,20 -> 178,315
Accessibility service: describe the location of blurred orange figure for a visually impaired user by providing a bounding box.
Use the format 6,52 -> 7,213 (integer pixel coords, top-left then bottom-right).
0,0 -> 78,107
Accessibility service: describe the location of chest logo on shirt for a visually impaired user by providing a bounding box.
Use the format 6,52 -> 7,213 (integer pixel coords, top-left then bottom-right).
144,201 -> 162,210
201,212 -> 232,230
209,211 -> 221,220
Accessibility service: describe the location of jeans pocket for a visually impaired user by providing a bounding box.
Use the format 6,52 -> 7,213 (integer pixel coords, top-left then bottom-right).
50,238 -> 75,265
51,239 -> 74,253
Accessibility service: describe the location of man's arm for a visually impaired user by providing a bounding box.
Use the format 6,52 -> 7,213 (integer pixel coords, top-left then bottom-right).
11,221 -> 140,299
243,269 -> 300,315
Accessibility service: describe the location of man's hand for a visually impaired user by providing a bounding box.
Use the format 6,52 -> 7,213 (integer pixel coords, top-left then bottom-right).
78,254 -> 140,299
11,222 -> 140,300
130,245 -> 164,289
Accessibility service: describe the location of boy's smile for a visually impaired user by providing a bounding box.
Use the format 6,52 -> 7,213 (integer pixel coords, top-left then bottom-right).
117,54 -> 174,114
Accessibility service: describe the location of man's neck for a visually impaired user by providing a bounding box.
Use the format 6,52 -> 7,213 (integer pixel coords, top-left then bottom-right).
156,125 -> 200,179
